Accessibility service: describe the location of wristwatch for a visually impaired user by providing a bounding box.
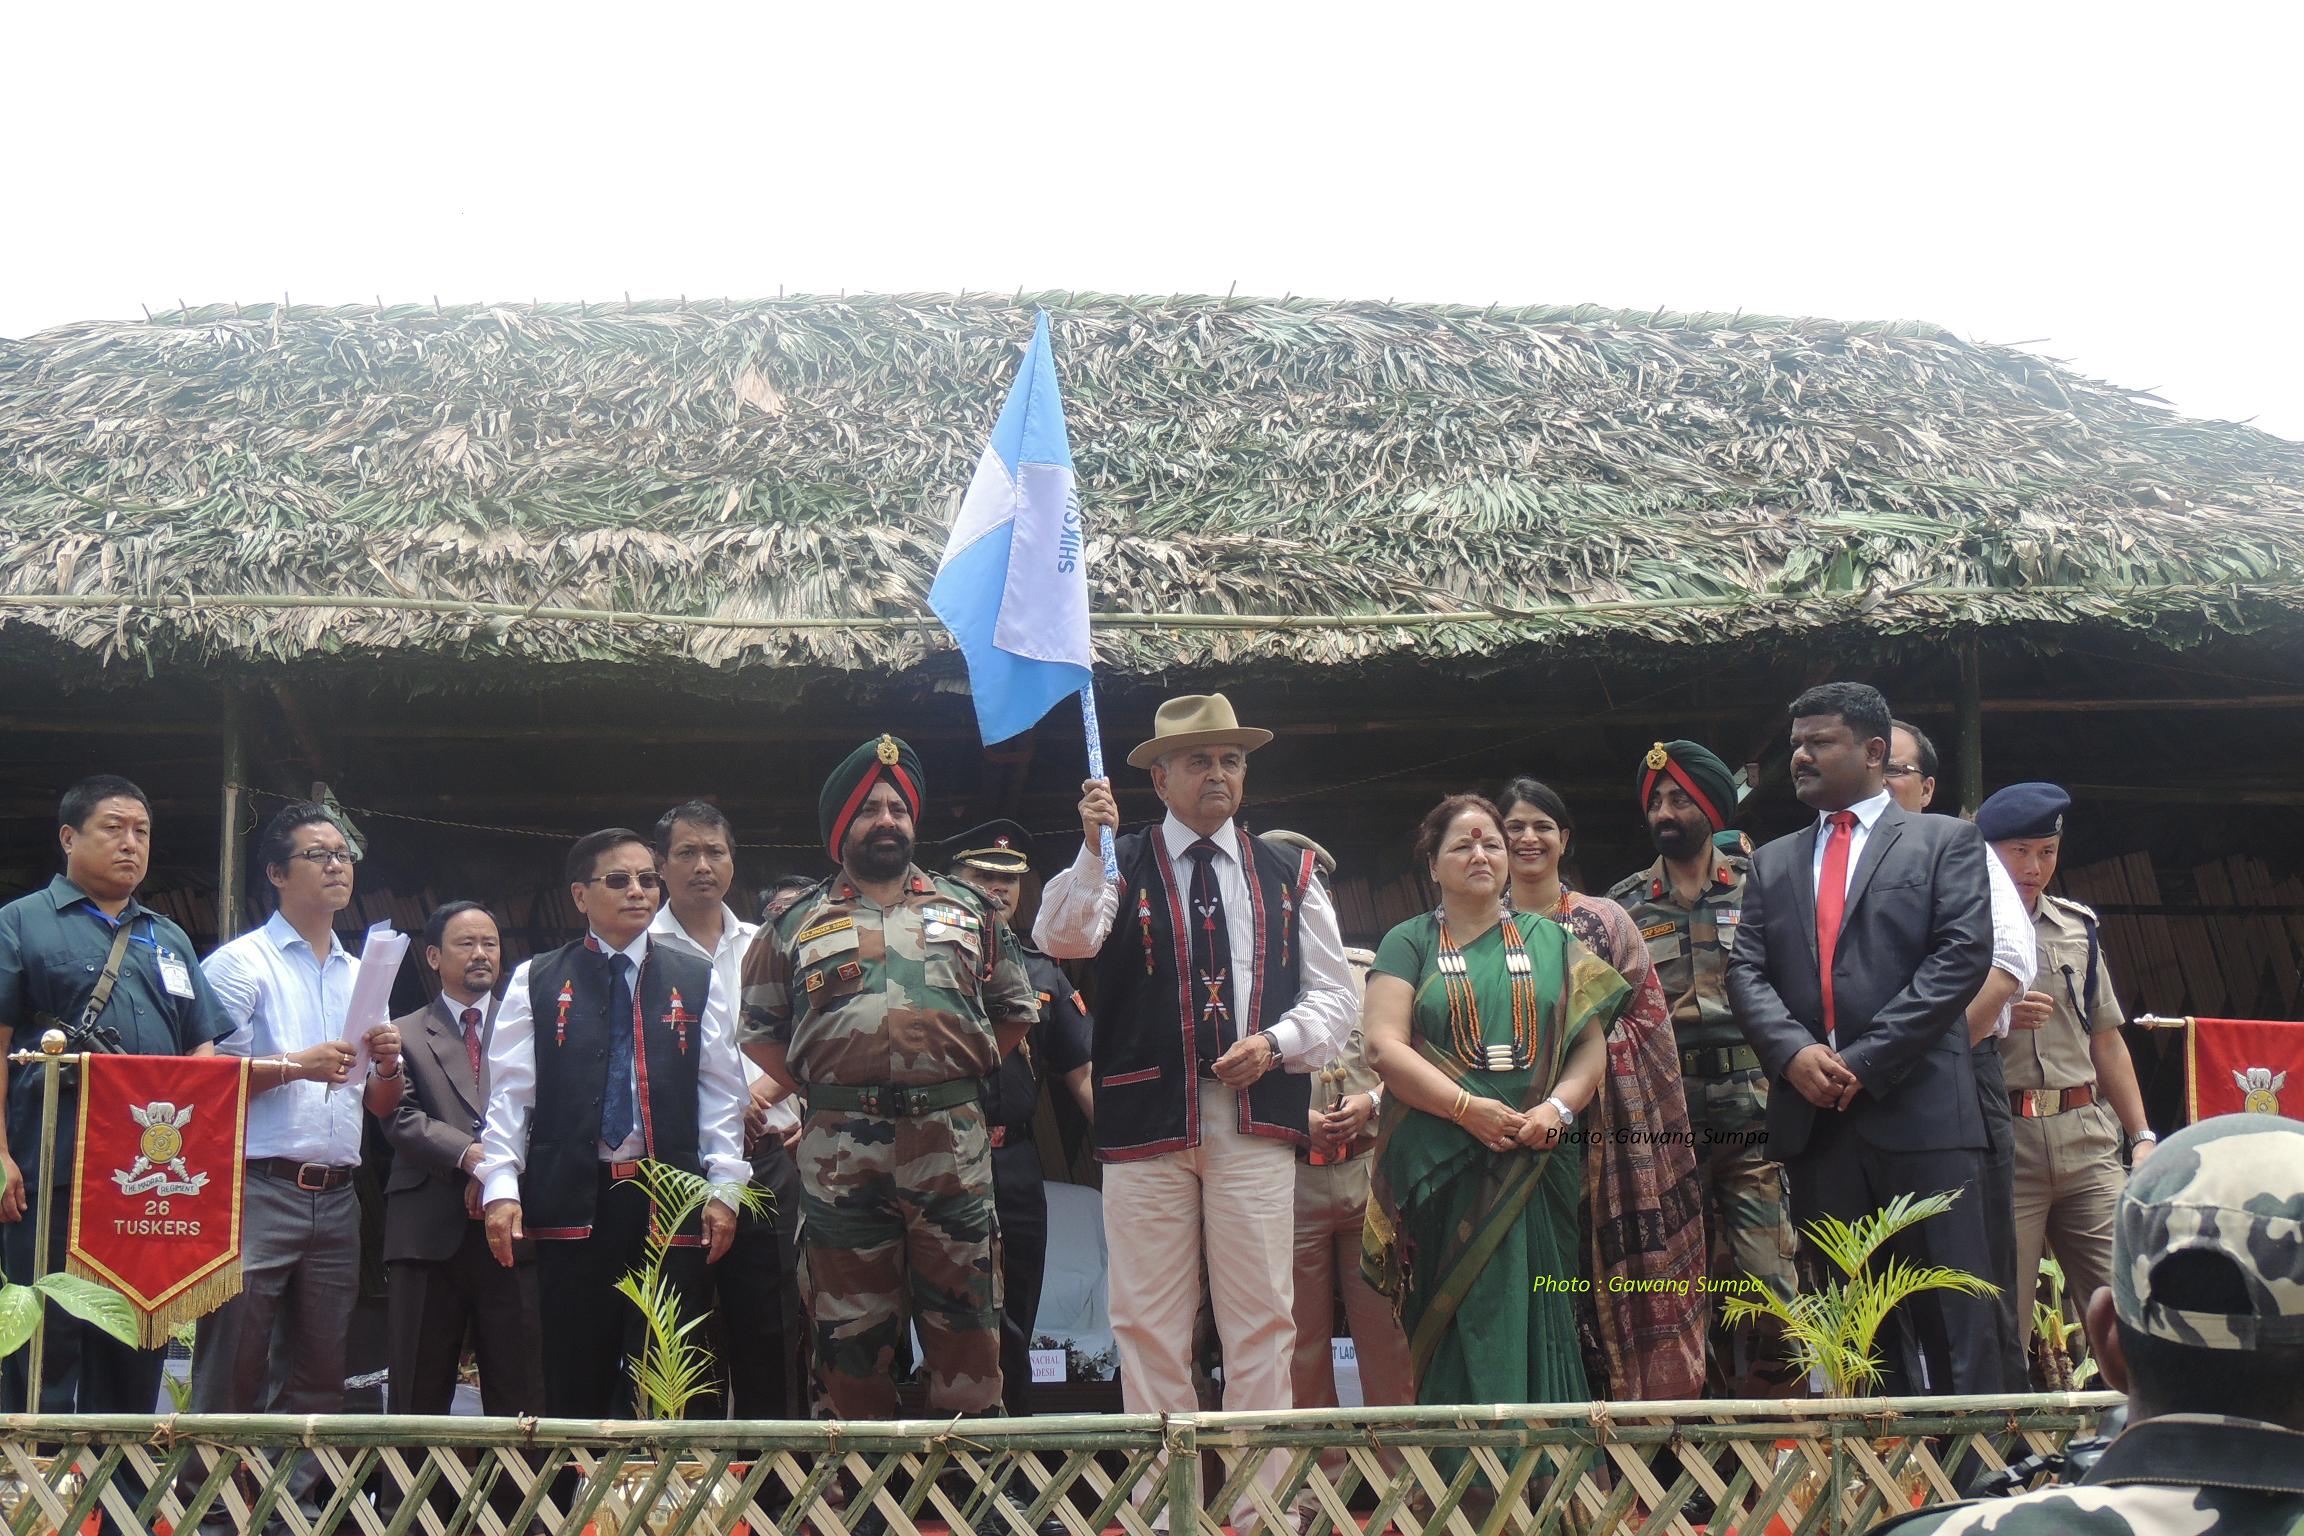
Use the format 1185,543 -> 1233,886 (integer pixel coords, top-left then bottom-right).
2132,1128 -> 2158,1144
1544,1095 -> 1575,1129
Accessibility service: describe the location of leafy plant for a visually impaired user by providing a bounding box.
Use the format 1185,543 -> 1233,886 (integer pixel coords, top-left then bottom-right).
612,1160 -> 771,1421
0,1271 -> 140,1358
1722,1190 -> 1997,1397
2030,1257 -> 2097,1391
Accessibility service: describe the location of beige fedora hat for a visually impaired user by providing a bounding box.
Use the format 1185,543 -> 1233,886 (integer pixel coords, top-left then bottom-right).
1125,693 -> 1275,770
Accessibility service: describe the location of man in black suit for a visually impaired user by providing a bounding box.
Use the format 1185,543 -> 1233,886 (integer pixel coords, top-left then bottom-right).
1726,682 -> 1999,1395
380,902 -> 543,1415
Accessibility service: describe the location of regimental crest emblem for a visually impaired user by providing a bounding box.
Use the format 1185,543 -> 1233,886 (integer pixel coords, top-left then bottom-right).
113,1102 -> 210,1198
2234,1065 -> 2288,1116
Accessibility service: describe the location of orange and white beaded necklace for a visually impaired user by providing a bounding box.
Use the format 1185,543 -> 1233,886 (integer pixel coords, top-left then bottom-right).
1436,911 -> 1540,1072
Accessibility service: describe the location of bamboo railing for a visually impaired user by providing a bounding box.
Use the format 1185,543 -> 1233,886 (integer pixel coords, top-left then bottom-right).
0,1393 -> 2120,1536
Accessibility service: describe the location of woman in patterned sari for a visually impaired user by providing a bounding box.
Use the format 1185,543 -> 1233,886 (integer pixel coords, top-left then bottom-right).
1362,794 -> 1621,1408
1499,776 -> 1708,1401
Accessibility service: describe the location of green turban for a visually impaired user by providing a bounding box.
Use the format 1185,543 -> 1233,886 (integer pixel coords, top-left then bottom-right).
820,734 -> 925,860
1638,739 -> 1736,833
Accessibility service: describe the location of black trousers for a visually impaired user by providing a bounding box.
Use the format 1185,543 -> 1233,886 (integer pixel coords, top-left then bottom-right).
1790,1111 -> 2001,1395
534,1167 -> 707,1418
386,1222 -> 546,1415
1,1180 -> 167,1412
991,1139 -> 1049,1417
708,1141 -> 805,1419
1971,1042 -> 2030,1391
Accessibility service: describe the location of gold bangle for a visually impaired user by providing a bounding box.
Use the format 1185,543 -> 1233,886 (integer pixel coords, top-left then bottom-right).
1449,1089 -> 1472,1123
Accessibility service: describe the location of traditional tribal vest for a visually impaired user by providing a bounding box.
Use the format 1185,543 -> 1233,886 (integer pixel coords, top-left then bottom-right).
520,936 -> 712,1237
1089,825 -> 1309,1162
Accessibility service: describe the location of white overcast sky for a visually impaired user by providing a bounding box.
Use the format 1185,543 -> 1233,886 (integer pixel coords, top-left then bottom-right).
8,1 -> 2300,440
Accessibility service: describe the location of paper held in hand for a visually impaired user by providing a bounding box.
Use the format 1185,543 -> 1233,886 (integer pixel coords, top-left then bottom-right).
335,919 -> 409,1090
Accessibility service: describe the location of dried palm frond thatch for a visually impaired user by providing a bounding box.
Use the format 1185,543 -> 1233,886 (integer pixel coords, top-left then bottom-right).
3,293 -> 2300,676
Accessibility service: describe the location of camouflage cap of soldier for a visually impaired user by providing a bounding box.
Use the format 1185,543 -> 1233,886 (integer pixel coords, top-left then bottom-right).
2112,1112 -> 2304,1350
1713,828 -> 1755,859
948,818 -> 1032,875
1258,828 -> 1337,882
1975,781 -> 2070,843
1639,740 -> 1736,833
819,733 -> 925,860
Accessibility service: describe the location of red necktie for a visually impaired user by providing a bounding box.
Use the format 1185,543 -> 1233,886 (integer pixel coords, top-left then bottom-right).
461,1006 -> 484,1081
1815,811 -> 1858,1047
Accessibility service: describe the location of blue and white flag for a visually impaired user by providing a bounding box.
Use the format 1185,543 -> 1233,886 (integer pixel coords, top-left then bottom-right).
930,311 -> 1093,746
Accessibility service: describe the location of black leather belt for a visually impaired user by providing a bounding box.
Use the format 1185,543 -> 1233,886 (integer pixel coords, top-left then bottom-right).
252,1157 -> 356,1192
1680,1045 -> 1761,1078
808,1080 -> 980,1116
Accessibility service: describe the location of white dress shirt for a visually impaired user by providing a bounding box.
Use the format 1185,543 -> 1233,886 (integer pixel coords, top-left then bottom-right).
1035,812 -> 1351,1069
203,910 -> 365,1166
648,901 -> 798,1133
1984,845 -> 2039,1037
476,929 -> 751,1211
1810,788 -> 1895,899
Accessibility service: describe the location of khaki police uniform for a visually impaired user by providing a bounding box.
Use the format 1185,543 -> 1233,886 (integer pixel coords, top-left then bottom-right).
1610,848 -> 1798,1395
2005,893 -> 2127,1332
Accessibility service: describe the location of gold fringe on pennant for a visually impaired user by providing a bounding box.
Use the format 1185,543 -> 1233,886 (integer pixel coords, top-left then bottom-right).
66,1257 -> 243,1351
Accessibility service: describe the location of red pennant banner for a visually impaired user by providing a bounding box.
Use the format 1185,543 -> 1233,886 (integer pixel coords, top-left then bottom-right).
2187,1017 -> 2304,1123
67,1053 -> 251,1347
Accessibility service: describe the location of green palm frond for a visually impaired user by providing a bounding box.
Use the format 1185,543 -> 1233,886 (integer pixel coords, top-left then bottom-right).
609,1158 -> 768,1420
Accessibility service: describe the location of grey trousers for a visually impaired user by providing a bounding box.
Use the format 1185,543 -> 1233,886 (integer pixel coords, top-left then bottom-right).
189,1168 -> 361,1417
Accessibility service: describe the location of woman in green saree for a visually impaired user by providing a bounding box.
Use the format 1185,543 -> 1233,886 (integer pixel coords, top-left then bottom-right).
1362,794 -> 1625,1407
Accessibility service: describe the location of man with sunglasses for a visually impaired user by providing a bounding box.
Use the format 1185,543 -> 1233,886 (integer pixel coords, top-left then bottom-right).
192,803 -> 405,1476
476,827 -> 751,1417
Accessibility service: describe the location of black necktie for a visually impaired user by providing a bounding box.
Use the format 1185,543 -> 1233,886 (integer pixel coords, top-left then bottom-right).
1185,839 -> 1234,1071
602,954 -> 637,1148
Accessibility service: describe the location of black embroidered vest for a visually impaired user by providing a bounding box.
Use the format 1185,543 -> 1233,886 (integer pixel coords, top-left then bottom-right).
1089,825 -> 1309,1162
520,936 -> 712,1237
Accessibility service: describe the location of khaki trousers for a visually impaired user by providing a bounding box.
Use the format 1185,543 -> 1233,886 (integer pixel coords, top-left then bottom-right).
1105,1081 -> 1297,1530
1289,1154 -> 1412,1411
2011,1100 -> 2124,1332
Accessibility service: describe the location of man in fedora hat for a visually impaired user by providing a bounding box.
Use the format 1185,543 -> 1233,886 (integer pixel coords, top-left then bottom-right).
1037,694 -> 1353,1524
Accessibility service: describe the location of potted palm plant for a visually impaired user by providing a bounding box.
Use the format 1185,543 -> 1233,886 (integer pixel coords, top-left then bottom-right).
1721,1190 -> 1998,1528
599,1159 -> 772,1536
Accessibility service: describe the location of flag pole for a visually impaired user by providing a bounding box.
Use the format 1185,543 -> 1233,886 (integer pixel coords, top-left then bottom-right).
1078,684 -> 1120,884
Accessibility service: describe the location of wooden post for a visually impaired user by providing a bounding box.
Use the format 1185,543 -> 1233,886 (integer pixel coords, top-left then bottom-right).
216,690 -> 246,942
1958,635 -> 1985,817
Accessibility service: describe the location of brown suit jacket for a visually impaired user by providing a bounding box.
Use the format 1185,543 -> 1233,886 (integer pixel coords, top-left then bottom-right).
381,995 -> 528,1263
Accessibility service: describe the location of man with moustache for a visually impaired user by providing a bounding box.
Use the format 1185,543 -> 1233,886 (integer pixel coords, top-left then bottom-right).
1036,695 -> 1353,1530
649,801 -> 806,1418
740,737 -> 1039,1419
1607,740 -> 1799,1396
0,776 -> 233,1414
1726,683 -> 2000,1395
195,803 -> 406,1428
1884,721 -> 2037,1390
477,828 -> 751,1417
945,818 -> 1093,1422
380,902 -> 543,1416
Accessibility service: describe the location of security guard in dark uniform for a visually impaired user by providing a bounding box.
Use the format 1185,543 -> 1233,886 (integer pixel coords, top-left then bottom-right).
0,775 -> 233,1413
945,820 -> 1093,1418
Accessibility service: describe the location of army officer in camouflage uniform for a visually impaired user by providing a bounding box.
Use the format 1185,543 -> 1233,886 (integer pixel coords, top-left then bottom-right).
1607,739 -> 1798,1396
1868,1112 -> 2304,1534
740,736 -> 1040,1418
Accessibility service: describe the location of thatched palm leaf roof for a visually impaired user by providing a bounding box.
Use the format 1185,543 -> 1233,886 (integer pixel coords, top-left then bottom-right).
3,294 -> 2301,676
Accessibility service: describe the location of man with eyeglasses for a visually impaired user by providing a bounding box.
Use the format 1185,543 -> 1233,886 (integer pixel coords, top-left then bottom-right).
1037,695 -> 1352,1532
193,802 -> 405,1462
1883,721 -> 2037,1390
475,827 -> 751,1417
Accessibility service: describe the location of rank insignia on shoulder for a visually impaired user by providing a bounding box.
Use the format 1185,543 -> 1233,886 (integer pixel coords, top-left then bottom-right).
1641,921 -> 1678,940
794,916 -> 855,946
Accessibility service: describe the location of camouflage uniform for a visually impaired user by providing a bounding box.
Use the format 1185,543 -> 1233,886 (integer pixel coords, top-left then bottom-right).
741,866 -> 1039,1417
1870,1114 -> 2304,1534
1609,848 -> 1799,1395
